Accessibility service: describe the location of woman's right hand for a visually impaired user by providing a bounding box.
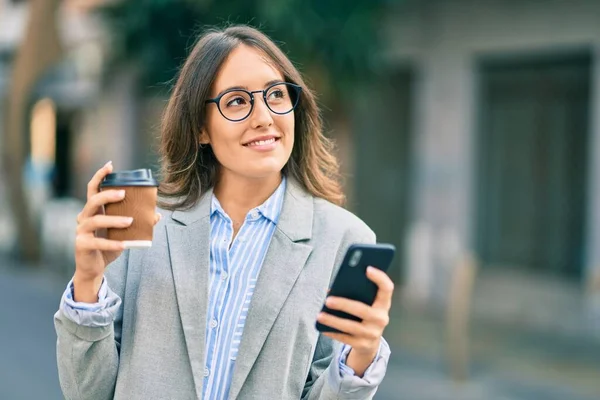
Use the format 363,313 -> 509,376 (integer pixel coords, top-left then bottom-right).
72,161 -> 159,302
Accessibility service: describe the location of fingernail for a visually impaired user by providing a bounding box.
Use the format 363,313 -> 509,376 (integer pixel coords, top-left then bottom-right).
367,266 -> 374,273
125,217 -> 134,224
157,213 -> 163,220
326,297 -> 334,306
117,190 -> 126,197
104,160 -> 113,168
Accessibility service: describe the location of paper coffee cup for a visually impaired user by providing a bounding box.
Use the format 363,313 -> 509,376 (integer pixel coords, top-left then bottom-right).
99,169 -> 159,249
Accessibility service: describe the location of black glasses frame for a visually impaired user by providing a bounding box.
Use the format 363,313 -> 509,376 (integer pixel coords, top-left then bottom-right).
205,82 -> 302,122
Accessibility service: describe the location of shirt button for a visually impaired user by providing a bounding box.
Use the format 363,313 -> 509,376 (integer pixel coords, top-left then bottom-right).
210,319 -> 218,329
250,210 -> 259,219
204,368 -> 210,377
221,272 -> 228,280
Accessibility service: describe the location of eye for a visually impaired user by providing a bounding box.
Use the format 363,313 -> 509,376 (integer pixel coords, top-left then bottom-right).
226,96 -> 248,107
268,89 -> 286,100
267,87 -> 289,105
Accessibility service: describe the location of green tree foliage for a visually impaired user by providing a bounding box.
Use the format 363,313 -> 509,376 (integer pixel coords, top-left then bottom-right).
98,0 -> 389,100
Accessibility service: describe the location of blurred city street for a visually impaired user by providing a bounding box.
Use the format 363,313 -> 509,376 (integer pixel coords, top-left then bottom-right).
1,256 -> 598,400
3,0 -> 600,399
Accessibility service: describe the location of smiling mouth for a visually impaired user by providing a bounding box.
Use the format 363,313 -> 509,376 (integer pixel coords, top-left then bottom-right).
243,137 -> 280,147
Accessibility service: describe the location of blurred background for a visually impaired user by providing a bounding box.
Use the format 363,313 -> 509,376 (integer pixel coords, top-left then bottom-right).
1,0 -> 600,399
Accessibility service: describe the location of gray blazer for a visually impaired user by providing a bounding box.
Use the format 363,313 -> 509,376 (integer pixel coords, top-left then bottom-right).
54,179 -> 390,400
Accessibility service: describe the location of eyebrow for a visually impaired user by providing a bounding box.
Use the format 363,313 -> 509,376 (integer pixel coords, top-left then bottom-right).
214,79 -> 285,98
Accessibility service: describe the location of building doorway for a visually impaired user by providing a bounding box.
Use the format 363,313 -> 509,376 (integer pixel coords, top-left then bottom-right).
476,52 -> 590,279
52,109 -> 76,198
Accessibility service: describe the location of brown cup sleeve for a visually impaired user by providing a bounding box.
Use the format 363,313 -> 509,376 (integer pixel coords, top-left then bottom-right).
102,186 -> 158,242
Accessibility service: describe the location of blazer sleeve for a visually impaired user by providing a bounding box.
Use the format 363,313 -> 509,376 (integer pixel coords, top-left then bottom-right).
302,334 -> 390,400
301,222 -> 390,399
54,250 -> 129,400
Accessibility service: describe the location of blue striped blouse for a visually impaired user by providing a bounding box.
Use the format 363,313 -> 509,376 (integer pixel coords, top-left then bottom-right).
201,177 -> 286,399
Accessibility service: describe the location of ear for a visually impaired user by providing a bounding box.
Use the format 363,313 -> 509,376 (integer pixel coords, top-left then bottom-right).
199,129 -> 210,145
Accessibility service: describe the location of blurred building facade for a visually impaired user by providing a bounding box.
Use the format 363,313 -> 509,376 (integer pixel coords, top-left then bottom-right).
353,0 -> 600,333
0,0 -> 599,334
0,0 -> 146,267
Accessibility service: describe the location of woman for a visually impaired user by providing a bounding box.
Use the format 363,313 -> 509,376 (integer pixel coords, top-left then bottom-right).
55,25 -> 393,400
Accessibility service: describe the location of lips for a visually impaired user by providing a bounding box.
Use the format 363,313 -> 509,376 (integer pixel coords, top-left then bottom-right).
243,135 -> 280,147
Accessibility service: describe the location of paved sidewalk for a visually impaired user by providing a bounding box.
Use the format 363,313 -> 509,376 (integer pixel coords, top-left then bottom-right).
0,258 -> 66,400
376,284 -> 600,400
376,348 -> 599,400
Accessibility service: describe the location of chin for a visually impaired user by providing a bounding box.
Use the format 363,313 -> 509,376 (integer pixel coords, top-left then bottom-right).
250,157 -> 288,174
240,164 -> 286,180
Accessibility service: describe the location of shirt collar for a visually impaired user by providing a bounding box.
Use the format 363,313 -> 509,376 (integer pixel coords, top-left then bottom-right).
210,176 -> 287,224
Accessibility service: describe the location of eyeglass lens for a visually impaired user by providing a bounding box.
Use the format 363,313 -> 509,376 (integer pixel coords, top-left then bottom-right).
217,83 -> 299,121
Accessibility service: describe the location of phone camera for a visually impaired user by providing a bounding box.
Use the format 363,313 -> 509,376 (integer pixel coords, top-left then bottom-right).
349,250 -> 362,267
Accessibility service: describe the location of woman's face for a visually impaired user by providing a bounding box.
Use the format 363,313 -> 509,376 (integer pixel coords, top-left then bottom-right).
201,44 -> 295,182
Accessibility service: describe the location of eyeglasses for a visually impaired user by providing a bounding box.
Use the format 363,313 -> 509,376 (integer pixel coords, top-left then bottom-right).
205,82 -> 302,122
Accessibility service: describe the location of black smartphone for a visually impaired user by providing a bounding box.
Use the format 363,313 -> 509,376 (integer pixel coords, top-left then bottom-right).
316,243 -> 396,333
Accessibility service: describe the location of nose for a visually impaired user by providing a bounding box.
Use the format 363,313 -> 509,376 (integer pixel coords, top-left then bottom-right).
249,95 -> 274,129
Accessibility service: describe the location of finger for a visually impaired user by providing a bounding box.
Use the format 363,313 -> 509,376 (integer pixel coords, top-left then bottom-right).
325,296 -> 371,320
75,236 -> 126,252
77,215 -> 133,235
80,189 -> 126,219
316,312 -> 370,337
87,161 -> 113,200
322,331 -> 358,347
367,267 -> 394,310
326,296 -> 390,327
154,213 -> 162,225
325,297 -> 390,327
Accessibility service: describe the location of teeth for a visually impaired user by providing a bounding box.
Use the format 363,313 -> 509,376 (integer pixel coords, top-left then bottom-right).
247,138 -> 276,146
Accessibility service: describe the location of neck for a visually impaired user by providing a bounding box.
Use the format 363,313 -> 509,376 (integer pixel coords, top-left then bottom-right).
213,172 -> 283,222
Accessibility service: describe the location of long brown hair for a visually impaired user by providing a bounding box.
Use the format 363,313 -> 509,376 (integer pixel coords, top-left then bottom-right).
158,25 -> 344,210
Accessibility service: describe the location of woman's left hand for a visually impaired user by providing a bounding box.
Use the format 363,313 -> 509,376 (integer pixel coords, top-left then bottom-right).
316,266 -> 394,376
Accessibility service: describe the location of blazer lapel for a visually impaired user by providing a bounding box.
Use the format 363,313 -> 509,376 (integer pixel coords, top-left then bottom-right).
166,190 -> 213,400
228,179 -> 314,400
